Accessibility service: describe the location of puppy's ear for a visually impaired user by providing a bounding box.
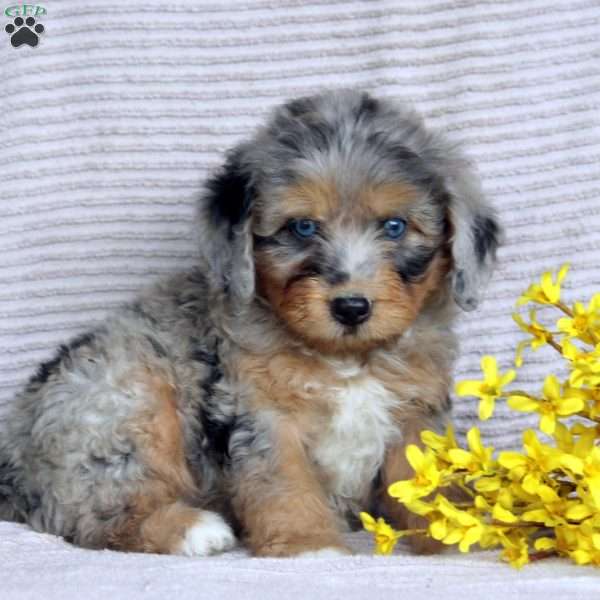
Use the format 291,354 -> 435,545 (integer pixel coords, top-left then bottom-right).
197,146 -> 257,303
441,154 -> 501,311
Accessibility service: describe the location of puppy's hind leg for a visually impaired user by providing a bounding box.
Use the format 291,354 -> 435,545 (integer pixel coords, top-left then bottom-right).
97,373 -> 236,556
108,498 -> 236,557
23,363 -> 234,557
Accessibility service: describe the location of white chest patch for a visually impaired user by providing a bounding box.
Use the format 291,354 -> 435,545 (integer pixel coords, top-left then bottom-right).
311,367 -> 401,502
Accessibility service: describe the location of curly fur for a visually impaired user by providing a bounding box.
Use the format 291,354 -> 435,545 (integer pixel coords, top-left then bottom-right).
0,90 -> 499,556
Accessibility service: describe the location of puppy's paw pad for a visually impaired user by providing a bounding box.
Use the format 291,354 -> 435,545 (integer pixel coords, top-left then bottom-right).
296,547 -> 350,558
178,511 -> 236,557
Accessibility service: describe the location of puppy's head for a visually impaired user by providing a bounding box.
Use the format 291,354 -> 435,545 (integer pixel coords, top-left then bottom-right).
198,90 -> 500,352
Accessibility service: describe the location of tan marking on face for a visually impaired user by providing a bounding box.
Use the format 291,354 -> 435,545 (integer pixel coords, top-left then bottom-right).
359,182 -> 421,220
271,179 -> 420,225
255,248 -> 450,354
278,177 -> 340,222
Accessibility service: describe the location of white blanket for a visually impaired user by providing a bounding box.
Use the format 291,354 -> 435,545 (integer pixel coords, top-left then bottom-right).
2,521 -> 599,599
1,0 -> 600,596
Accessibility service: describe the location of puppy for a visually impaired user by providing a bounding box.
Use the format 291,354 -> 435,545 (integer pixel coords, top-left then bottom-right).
0,90 -> 499,557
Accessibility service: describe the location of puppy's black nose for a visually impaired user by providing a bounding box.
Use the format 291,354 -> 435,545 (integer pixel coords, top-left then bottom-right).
331,296 -> 371,326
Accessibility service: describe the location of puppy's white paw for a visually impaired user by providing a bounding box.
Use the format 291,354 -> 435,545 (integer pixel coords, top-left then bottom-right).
296,547 -> 349,558
177,511 -> 236,557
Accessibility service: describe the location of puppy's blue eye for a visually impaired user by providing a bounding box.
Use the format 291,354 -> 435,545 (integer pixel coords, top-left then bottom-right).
290,219 -> 318,239
383,217 -> 407,239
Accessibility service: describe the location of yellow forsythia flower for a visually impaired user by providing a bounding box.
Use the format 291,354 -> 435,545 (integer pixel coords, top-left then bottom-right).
434,497 -> 485,553
521,484 -> 592,527
517,263 -> 569,306
507,375 -> 585,435
498,430 -> 560,494
569,522 -> 600,566
582,447 -> 600,509
563,339 -> 600,387
447,427 -> 495,480
455,356 -> 516,420
421,424 -> 459,468
557,293 -> 600,344
579,386 -> 600,420
512,309 -> 552,367
359,512 -> 402,555
497,531 -> 530,569
387,445 -> 444,503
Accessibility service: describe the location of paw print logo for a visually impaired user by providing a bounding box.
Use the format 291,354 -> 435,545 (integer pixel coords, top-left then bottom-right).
5,16 -> 44,47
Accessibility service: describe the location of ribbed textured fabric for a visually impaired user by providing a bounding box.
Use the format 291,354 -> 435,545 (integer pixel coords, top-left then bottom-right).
1,2 -> 600,595
2,521 -> 600,599
1,1 -> 599,448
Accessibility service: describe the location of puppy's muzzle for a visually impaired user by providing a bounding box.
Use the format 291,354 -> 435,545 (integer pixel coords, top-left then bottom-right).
330,296 -> 372,326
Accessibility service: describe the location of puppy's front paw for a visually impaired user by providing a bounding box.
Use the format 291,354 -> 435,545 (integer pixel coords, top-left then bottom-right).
177,511 -> 236,557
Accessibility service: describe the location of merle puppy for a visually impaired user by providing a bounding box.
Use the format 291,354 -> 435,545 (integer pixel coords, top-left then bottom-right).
0,90 -> 499,557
